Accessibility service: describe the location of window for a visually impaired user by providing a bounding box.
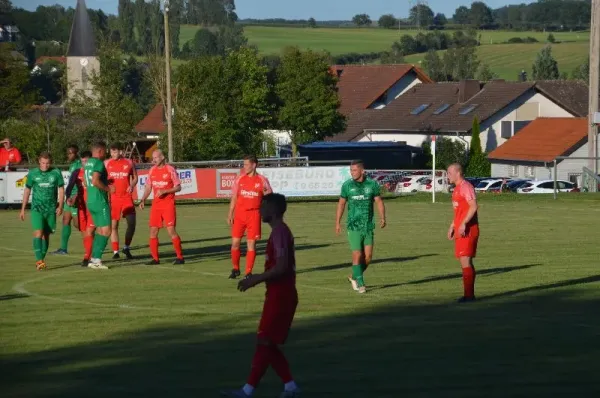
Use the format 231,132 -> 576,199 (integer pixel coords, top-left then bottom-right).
459,104 -> 478,115
568,173 -> 581,187
539,182 -> 554,189
525,166 -> 535,178
433,104 -> 450,115
490,181 -> 503,188
81,67 -> 88,87
514,120 -> 532,134
509,165 -> 519,177
501,121 -> 513,139
410,104 -> 430,115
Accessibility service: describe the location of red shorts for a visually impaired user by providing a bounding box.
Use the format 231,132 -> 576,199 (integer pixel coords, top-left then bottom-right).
232,210 -> 261,240
257,292 -> 298,345
77,208 -> 94,231
150,206 -> 176,228
110,196 -> 135,221
455,225 -> 479,258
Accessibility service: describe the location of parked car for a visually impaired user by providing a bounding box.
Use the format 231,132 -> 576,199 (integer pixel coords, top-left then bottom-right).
503,179 -> 532,192
474,179 -> 506,192
394,175 -> 430,193
517,180 -> 579,194
420,177 -> 448,193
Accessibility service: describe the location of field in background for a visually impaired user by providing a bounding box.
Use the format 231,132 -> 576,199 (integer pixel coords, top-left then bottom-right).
2,194 -> 600,397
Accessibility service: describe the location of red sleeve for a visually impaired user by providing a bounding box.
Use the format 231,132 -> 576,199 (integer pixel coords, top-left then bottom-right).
168,165 -> 180,186
13,149 -> 22,164
232,175 -> 242,197
461,183 -> 476,202
259,174 -> 272,193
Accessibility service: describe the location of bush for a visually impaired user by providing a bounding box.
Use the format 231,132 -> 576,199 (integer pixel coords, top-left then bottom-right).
524,36 -> 539,43
547,33 -> 556,43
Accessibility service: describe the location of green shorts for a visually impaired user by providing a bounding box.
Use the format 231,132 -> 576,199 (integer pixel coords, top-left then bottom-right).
88,205 -> 111,228
347,229 -> 374,251
64,203 -> 78,217
31,211 -> 57,234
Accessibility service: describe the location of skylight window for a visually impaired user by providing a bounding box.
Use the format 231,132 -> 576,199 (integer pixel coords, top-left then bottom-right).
433,104 -> 450,115
411,104 -> 430,115
459,104 -> 478,115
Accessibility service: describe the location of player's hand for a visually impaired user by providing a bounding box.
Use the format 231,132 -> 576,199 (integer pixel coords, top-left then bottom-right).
335,223 -> 341,235
227,214 -> 234,226
238,275 -> 259,292
56,207 -> 63,216
139,201 -> 145,210
458,223 -> 466,237
19,209 -> 25,221
380,218 -> 386,229
447,227 -> 454,240
157,189 -> 166,198
109,186 -> 116,194
126,185 -> 134,194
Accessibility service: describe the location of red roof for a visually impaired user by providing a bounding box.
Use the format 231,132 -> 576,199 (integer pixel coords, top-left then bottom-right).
134,104 -> 165,134
488,117 -> 589,163
331,64 -> 433,115
35,56 -> 66,65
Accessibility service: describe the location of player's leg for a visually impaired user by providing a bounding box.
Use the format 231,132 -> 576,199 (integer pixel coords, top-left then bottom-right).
230,217 -> 246,279
80,208 -> 94,266
166,225 -> 184,264
122,200 -> 136,259
361,230 -> 375,273
244,212 -> 261,276
110,201 -> 122,258
54,207 -> 73,254
31,211 -> 45,269
456,235 -> 478,302
147,206 -> 162,264
88,206 -> 111,269
347,230 -> 366,293
40,212 -> 56,260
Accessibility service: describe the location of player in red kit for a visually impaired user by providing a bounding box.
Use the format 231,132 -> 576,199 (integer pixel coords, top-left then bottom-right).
447,163 -> 479,303
105,143 -> 138,260
221,193 -> 300,398
227,155 -> 272,279
138,149 -> 184,265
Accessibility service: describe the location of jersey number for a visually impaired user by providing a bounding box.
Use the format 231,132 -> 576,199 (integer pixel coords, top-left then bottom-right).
84,169 -> 93,187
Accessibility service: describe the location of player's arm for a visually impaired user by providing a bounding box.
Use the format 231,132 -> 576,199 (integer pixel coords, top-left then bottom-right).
56,171 -> 65,214
228,176 -> 241,224
262,175 -> 273,195
91,171 -> 111,193
238,233 -> 290,291
336,183 -> 348,234
461,199 -> 478,227
374,196 -> 386,228
20,186 -> 31,220
128,165 -> 139,192
65,169 -> 80,198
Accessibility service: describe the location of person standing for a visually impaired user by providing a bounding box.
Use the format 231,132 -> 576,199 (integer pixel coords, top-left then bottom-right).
54,144 -> 81,255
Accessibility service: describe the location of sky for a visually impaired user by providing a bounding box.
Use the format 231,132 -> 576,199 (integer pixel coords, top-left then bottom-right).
13,0 -> 536,20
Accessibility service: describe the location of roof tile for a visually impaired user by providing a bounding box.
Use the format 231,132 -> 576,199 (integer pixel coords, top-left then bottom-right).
134,104 -> 165,134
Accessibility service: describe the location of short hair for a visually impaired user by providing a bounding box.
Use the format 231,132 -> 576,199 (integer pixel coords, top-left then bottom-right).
244,155 -> 258,165
68,144 -> 79,152
81,150 -> 92,158
448,163 -> 464,175
91,142 -> 106,151
350,159 -> 364,167
38,151 -> 51,160
262,193 -> 287,217
110,142 -> 123,151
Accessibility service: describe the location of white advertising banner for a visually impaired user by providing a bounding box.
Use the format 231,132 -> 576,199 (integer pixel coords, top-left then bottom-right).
136,168 -> 198,200
0,172 -> 7,204
258,166 -> 351,197
4,171 -> 71,204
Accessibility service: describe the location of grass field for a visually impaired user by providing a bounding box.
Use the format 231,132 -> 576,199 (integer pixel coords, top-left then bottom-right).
2,194 -> 600,397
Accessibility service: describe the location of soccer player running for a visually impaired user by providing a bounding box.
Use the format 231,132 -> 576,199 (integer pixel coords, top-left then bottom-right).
336,160 -> 386,294
105,143 -> 138,260
227,155 -> 272,279
221,193 -> 301,398
139,149 -> 185,265
83,142 -> 113,269
20,152 -> 64,270
447,163 -> 479,302
53,144 -> 81,255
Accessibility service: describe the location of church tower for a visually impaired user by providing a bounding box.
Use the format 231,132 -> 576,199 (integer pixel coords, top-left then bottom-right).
66,0 -> 99,100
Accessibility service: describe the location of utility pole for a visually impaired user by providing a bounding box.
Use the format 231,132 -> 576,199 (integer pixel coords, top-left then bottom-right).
588,0 -> 599,188
163,0 -> 174,163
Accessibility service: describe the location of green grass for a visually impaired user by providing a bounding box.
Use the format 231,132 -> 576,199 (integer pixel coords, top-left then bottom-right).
2,194 -> 600,397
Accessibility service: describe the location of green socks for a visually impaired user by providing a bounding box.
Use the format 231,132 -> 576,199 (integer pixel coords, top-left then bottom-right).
60,224 -> 71,251
92,234 -> 109,259
352,264 -> 365,287
41,237 -> 49,259
33,238 -> 43,261
361,263 -> 369,273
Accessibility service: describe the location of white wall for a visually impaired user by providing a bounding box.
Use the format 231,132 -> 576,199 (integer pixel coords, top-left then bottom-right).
371,72 -> 422,109
263,129 -> 291,145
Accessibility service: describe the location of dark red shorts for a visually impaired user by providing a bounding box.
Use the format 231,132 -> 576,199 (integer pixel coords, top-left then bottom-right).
257,292 -> 298,345
110,196 -> 135,221
232,210 -> 261,240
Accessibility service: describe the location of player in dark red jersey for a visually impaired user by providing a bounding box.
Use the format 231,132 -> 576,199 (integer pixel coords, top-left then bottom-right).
221,193 -> 300,398
227,155 -> 272,279
447,163 -> 479,302
105,143 -> 138,259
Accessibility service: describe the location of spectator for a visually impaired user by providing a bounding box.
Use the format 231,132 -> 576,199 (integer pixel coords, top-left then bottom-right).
0,137 -> 22,170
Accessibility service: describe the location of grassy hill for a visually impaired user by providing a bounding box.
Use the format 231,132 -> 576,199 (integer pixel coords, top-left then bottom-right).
177,25 -> 590,80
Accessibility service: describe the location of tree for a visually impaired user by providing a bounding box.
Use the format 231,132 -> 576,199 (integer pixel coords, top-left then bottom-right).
0,44 -> 38,119
0,0 -> 12,15
466,117 -> 490,177
422,50 -> 446,81
118,0 -> 136,52
168,0 -> 183,57
409,5 -> 434,28
134,0 -> 151,54
308,17 -> 317,28
547,33 -> 556,43
532,46 -> 560,80
571,58 -> 590,83
30,59 -> 65,104
469,2 -> 493,26
476,63 -> 498,81
422,136 -> 467,169
182,28 -> 219,58
148,0 -> 164,53
453,6 -> 470,25
433,13 -> 448,27
276,47 -> 345,156
352,14 -> 371,27
173,48 -> 270,160
0,118 -> 46,162
378,14 -> 397,29
215,24 -> 248,54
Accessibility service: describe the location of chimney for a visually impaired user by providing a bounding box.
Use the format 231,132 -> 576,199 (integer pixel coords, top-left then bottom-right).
458,79 -> 481,103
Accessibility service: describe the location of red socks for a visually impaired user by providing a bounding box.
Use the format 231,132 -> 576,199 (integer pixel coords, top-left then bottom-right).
172,236 -> 183,259
462,266 -> 476,298
246,250 -> 256,275
83,235 -> 93,260
231,248 -> 241,270
150,237 -> 159,261
112,241 -> 119,252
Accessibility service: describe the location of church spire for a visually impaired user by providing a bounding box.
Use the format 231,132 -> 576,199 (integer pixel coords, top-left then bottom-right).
67,0 -> 96,57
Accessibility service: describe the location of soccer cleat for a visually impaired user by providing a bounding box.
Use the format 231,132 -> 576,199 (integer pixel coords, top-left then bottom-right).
112,252 -> 120,259
358,286 -> 367,294
457,296 -> 476,303
347,275 -> 359,291
146,259 -> 160,265
36,260 -> 47,271
229,269 -> 241,279
122,248 -> 133,260
280,388 -> 301,398
173,258 -> 185,265
52,249 -> 68,255
81,259 -> 89,267
219,389 -> 250,398
88,259 -> 108,270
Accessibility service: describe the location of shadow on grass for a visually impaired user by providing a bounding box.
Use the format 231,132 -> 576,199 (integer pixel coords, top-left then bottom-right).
297,254 -> 438,274
3,285 -> 600,398
0,293 -> 29,301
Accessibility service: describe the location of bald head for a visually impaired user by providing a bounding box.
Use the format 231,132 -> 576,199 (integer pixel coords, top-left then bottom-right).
447,163 -> 464,184
152,149 -> 166,166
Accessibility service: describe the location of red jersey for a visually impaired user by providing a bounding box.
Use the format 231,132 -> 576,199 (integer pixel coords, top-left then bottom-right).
147,164 -> 180,207
452,180 -> 478,229
105,158 -> 134,198
232,173 -> 272,213
265,222 -> 296,296
0,147 -> 22,166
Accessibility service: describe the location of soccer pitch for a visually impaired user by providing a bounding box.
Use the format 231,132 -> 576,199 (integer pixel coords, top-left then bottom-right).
2,194 -> 600,397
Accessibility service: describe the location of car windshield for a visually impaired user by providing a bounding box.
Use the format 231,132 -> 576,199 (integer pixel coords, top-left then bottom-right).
508,180 -> 527,188
476,181 -> 490,188
521,182 -> 533,188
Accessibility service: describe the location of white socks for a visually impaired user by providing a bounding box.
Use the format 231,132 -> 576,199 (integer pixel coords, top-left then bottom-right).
284,381 -> 299,391
242,384 -> 254,396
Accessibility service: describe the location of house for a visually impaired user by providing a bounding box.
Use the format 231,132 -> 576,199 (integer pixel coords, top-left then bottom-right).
487,117 -> 594,187
327,79 -> 591,154
0,25 -> 19,42
31,56 -> 67,74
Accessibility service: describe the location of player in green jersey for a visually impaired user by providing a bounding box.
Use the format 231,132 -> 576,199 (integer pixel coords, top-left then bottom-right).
83,142 -> 114,269
336,160 -> 386,294
53,144 -> 81,255
20,152 -> 65,270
